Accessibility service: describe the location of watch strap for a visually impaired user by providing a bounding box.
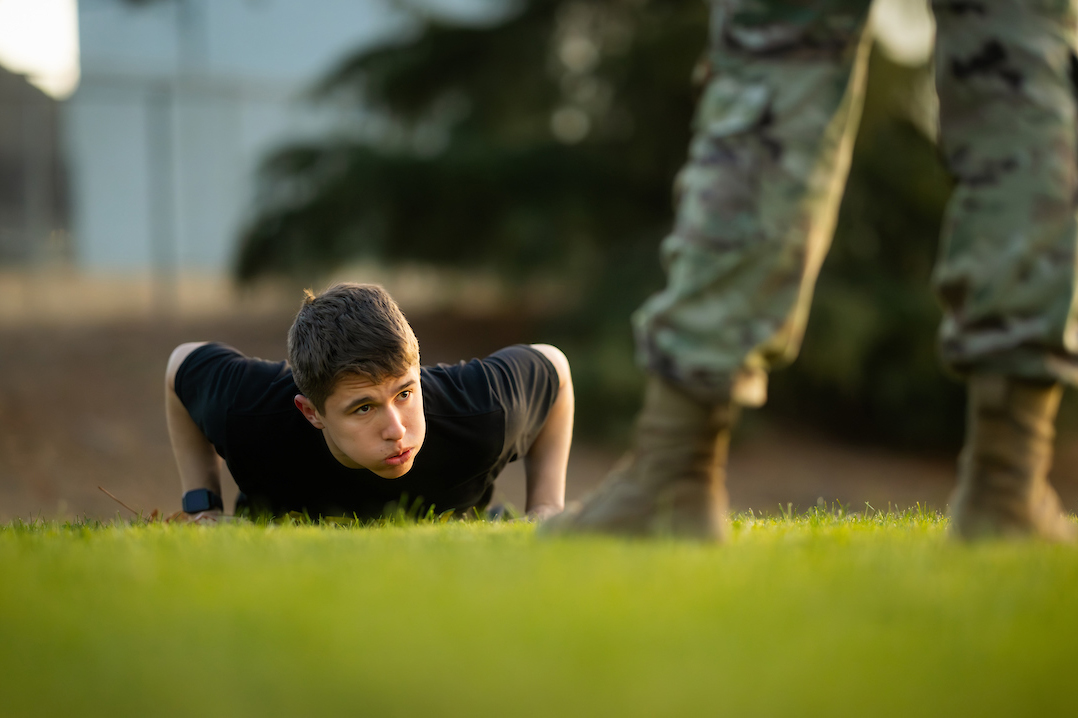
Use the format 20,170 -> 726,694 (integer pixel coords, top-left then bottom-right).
182,488 -> 224,514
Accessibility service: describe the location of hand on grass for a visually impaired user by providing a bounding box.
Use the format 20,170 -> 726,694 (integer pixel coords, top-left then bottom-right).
166,509 -> 228,524
525,504 -> 564,522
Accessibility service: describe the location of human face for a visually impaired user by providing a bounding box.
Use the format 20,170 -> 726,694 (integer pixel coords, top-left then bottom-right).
294,366 -> 425,479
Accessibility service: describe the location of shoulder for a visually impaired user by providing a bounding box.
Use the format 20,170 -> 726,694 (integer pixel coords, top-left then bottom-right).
522,344 -> 569,385
173,342 -> 294,414
420,345 -> 560,417
489,344 -> 565,384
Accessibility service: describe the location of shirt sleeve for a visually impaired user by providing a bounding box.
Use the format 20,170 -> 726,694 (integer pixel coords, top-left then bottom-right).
480,345 -> 560,462
173,342 -> 253,453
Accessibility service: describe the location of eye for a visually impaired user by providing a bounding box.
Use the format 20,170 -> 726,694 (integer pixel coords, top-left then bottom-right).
354,404 -> 373,415
397,390 -> 412,401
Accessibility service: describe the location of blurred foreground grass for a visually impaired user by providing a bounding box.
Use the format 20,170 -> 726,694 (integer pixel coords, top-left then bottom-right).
2,510 -> 1076,717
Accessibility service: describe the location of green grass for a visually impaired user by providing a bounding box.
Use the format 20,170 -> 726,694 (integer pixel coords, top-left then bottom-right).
1,509 -> 1075,717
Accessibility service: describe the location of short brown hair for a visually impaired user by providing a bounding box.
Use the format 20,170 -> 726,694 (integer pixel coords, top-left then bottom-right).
287,283 -> 420,411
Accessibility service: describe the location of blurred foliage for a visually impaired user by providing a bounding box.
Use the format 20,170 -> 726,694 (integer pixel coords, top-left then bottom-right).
768,51 -> 963,450
237,0 -> 964,449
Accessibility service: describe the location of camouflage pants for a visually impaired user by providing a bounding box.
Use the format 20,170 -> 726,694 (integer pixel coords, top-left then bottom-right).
634,0 -> 1078,405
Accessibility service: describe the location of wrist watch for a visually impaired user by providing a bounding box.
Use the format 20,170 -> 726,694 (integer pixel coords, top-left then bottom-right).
182,488 -> 224,514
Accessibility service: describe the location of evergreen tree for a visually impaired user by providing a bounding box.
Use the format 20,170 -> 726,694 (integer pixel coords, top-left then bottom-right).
238,0 -> 963,447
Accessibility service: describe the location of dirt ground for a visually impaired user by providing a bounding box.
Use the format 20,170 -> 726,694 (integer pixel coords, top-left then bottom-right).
3,309 -> 1077,522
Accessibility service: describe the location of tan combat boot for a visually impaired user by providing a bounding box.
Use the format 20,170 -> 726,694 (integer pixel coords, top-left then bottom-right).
543,377 -> 733,540
949,374 -> 1076,542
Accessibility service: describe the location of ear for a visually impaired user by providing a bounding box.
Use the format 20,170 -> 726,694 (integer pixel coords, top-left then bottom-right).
294,395 -> 325,429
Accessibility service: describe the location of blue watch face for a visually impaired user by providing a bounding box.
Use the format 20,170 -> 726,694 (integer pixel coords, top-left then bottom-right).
183,489 -> 221,513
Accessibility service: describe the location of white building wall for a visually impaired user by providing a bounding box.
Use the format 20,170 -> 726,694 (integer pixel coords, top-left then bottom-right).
66,86 -> 154,268
65,0 -> 412,274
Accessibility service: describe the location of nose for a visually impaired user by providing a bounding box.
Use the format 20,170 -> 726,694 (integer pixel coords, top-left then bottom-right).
382,405 -> 406,442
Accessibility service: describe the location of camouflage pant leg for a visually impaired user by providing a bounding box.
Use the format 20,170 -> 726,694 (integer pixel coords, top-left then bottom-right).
633,0 -> 874,406
933,0 -> 1078,385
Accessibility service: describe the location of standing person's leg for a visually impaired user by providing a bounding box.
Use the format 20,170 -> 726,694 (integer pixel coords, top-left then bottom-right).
933,0 -> 1078,540
547,0 -> 875,539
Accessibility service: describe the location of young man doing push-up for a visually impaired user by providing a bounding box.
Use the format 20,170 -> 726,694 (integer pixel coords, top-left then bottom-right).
165,283 -> 573,522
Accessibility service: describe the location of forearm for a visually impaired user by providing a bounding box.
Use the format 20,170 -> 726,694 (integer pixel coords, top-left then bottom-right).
166,382 -> 222,495
165,342 -> 221,497
524,345 -> 574,517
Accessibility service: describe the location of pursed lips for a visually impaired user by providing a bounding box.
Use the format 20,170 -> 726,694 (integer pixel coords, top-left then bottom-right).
384,447 -> 413,466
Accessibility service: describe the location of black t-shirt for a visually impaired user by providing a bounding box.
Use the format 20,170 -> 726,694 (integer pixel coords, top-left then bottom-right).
175,343 -> 559,519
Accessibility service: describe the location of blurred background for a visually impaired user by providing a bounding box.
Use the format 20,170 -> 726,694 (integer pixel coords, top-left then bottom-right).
2,0 -> 1076,521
